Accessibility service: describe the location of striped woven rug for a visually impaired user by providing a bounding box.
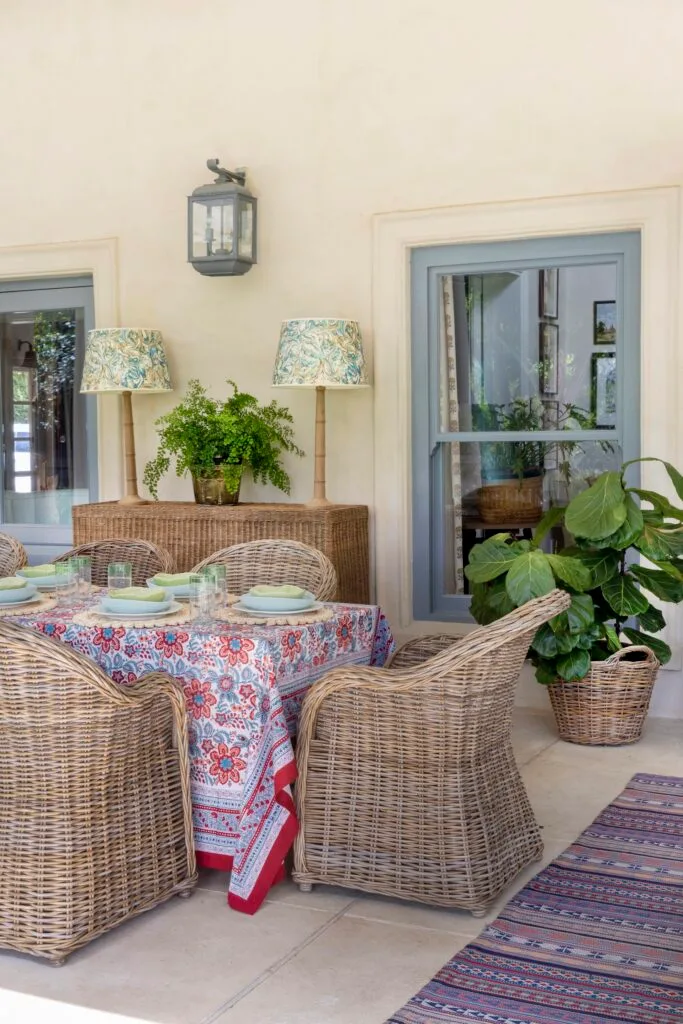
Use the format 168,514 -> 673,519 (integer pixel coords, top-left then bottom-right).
387,773 -> 683,1024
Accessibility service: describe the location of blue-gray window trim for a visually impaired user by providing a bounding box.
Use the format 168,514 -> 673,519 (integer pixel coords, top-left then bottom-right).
411,231 -> 641,622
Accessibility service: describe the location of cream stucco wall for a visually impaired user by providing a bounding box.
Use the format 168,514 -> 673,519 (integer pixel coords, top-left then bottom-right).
3,0 -> 683,711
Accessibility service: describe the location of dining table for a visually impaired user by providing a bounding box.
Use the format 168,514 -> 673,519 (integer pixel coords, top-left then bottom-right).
8,591 -> 395,914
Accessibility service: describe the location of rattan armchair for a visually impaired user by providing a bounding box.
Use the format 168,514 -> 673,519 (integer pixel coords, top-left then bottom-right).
0,620 -> 196,964
293,589 -> 571,915
0,532 -> 27,576
55,538 -> 175,587
192,539 -> 338,601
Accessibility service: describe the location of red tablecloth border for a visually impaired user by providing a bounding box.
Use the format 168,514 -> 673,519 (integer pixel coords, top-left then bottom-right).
196,759 -> 299,914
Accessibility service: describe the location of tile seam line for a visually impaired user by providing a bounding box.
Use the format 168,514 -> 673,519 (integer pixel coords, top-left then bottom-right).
198,899 -> 359,1022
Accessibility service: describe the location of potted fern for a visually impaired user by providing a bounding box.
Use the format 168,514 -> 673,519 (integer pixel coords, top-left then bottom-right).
465,458 -> 683,744
143,379 -> 303,504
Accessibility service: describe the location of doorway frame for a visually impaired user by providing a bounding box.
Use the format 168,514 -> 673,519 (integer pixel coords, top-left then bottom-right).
372,187 -> 681,637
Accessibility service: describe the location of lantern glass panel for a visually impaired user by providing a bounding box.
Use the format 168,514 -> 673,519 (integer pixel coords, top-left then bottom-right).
238,199 -> 254,259
192,200 -> 235,259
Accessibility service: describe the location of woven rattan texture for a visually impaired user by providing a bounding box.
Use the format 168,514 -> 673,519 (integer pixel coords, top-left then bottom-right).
293,590 -> 571,914
0,532 -> 28,576
72,502 -> 369,602
193,540 -> 338,602
547,645 -> 659,745
215,605 -> 334,627
0,619 -> 196,964
55,538 -> 175,587
477,476 -> 543,523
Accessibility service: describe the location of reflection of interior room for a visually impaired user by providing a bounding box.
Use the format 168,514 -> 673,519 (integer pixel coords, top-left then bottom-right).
441,264 -> 620,596
0,311 -> 89,525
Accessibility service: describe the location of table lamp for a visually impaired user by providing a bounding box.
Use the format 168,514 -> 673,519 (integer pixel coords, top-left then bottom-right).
81,328 -> 172,505
272,318 -> 368,506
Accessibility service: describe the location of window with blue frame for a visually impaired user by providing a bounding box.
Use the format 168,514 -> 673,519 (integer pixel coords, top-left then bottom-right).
411,232 -> 641,622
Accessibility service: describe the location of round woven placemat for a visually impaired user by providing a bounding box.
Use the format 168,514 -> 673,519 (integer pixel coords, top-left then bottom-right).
214,606 -> 334,627
73,606 -> 193,628
0,596 -> 57,617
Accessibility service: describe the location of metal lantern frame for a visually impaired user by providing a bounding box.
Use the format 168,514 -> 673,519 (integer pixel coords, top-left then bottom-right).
187,158 -> 258,276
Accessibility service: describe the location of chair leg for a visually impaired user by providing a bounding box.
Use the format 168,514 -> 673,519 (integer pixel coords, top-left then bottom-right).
298,882 -> 313,893
176,888 -> 194,899
470,909 -> 487,918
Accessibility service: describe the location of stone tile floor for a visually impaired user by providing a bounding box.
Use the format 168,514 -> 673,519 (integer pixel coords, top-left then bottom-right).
0,710 -> 680,1024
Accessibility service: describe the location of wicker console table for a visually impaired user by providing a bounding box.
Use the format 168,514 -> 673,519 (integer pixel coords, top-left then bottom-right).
72,502 -> 370,603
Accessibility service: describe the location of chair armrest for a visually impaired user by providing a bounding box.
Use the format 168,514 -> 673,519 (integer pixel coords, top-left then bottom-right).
388,633 -> 469,669
122,671 -> 190,745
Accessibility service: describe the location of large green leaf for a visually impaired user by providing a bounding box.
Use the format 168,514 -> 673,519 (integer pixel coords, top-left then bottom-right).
601,573 -> 649,616
629,488 -> 683,522
534,659 -> 558,685
546,554 -> 591,592
469,534 -> 515,559
638,603 -> 666,632
623,457 -> 683,504
531,624 -> 559,658
630,564 -> 683,603
622,627 -> 671,664
469,580 -> 515,625
602,623 -> 622,652
505,551 -> 556,606
465,542 -> 519,583
601,495 -> 644,550
555,631 -> 580,654
564,472 -> 628,540
567,549 -> 620,588
635,520 -> 683,560
556,648 -> 591,681
550,592 -> 595,635
566,592 -> 596,632
533,506 -> 566,546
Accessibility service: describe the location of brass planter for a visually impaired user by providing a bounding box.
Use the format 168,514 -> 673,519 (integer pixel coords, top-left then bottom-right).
191,469 -> 241,506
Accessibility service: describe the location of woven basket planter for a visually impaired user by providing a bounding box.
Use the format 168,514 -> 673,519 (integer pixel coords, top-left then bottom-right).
477,474 -> 543,524
547,646 -> 659,746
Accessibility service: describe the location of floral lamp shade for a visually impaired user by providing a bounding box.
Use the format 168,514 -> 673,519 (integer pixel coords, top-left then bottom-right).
272,318 -> 368,388
80,328 -> 172,393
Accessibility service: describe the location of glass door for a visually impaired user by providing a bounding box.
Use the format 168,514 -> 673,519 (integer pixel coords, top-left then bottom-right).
0,278 -> 96,556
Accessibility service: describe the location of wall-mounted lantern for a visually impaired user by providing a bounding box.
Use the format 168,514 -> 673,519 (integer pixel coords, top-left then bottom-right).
188,158 -> 257,276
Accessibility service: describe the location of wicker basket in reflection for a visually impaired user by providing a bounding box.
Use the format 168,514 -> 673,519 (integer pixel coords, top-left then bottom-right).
477,474 -> 543,523
547,646 -> 659,745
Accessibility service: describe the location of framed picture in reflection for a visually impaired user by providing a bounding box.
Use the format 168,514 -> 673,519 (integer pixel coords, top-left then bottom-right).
592,352 -> 617,428
539,269 -> 559,318
593,300 -> 616,345
539,322 -> 558,394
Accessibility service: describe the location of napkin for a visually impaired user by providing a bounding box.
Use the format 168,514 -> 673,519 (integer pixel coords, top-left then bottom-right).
0,577 -> 28,590
19,564 -> 57,578
248,584 -> 308,599
152,573 -> 192,587
107,586 -> 167,602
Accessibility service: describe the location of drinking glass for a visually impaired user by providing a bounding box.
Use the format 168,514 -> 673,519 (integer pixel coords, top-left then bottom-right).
203,564 -> 228,608
71,556 -> 92,596
189,573 -> 215,627
54,561 -> 77,606
108,562 -> 132,592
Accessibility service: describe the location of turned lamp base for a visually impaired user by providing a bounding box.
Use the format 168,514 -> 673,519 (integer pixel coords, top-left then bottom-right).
118,390 -> 148,506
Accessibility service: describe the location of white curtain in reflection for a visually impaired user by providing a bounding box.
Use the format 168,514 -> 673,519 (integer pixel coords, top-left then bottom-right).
441,276 -> 464,593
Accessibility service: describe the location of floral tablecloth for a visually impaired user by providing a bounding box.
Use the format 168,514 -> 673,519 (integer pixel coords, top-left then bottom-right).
13,596 -> 395,913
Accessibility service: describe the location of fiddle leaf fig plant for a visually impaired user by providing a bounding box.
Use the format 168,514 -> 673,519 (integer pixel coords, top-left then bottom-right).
465,458 -> 683,682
